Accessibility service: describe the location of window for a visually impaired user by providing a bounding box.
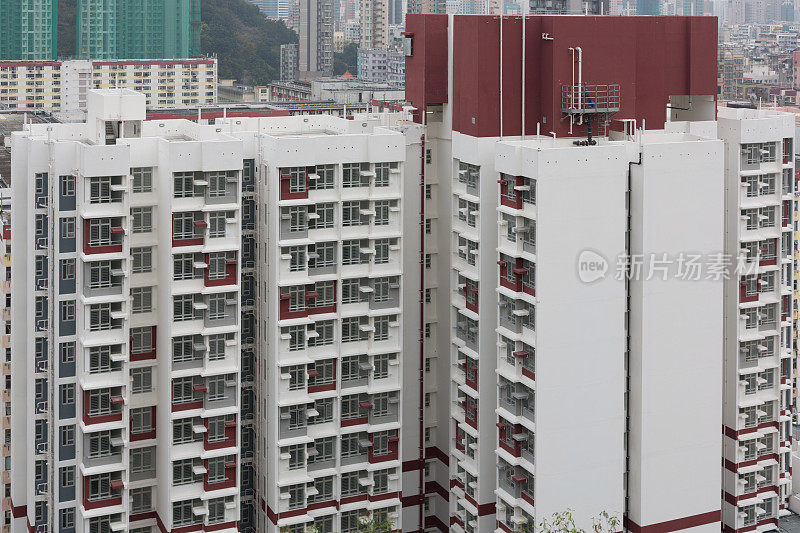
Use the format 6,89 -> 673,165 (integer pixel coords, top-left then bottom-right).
310,437 -> 335,463
204,375 -> 225,401
173,499 -> 201,527
209,293 -> 229,320
173,295 -> 196,321
208,171 -> 233,197
59,342 -> 75,364
88,218 -> 111,246
311,203 -> 335,229
60,425 -> 75,447
89,176 -> 112,203
132,167 -> 153,193
132,286 -> 153,313
173,418 -> 201,444
313,281 -> 335,307
285,246 -> 305,272
60,465 -> 75,487
60,258 -> 75,280
374,315 -> 391,341
131,407 -> 153,435
130,447 -> 154,477
208,334 -> 228,361
310,164 -> 335,190
309,476 -> 334,504
286,444 -> 305,469
88,346 -> 114,373
458,162 -> 480,189
340,434 -> 362,458
173,253 -> 198,280
174,172 -> 201,198
373,393 -> 390,417
286,405 -> 305,430
309,359 -> 335,385
341,356 -> 360,382
287,484 -> 304,509
373,430 -> 391,455
373,278 -> 391,302
209,211 -> 228,238
59,508 -> 75,530
341,395 -> 360,420
208,497 -> 226,524
173,459 -> 197,485
425,184 -> 432,199
287,365 -> 305,391
88,431 -> 112,458
375,162 -> 393,186
310,241 -> 335,268
287,285 -> 305,312
172,212 -> 196,240
131,247 -> 152,273
311,397 -> 334,423
131,486 -> 152,513
283,167 -> 307,193
208,456 -> 227,482
342,317 -> 367,342
342,201 -> 364,226
285,325 -> 305,351
172,377 -> 196,404
131,327 -> 153,355
342,279 -> 364,304
209,251 -> 234,280
375,200 -> 393,225
343,163 -> 367,187
89,261 -> 112,289
60,174 -> 76,197
285,206 -> 307,232
207,415 -> 233,442
375,238 -> 391,264
374,353 -> 391,379
88,389 -> 113,416
60,300 -> 75,322
60,217 -> 75,239
374,468 -> 390,493
132,207 -> 153,233
131,367 -> 152,393
342,240 -> 364,265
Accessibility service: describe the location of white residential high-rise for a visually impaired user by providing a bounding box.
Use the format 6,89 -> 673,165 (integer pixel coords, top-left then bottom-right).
215,113 -> 421,532
10,90 -> 242,533
718,107 -> 796,531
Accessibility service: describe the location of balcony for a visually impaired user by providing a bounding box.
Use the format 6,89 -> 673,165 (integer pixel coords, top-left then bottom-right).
83,217 -> 125,255
204,252 -> 238,287
83,259 -> 125,298
172,211 -> 206,247
82,387 -> 124,426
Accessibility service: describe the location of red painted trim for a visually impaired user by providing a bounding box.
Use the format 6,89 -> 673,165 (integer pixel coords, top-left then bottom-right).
341,416 -> 368,427
625,510 -> 720,533
425,446 -> 449,466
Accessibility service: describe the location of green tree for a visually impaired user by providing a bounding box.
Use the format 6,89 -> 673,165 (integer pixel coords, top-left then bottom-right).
333,41 -> 359,76
57,0 -> 77,59
534,509 -> 620,533
357,514 -> 394,532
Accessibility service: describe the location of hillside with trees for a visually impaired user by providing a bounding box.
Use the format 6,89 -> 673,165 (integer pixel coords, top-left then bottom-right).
201,0 -> 297,85
57,0 -> 298,85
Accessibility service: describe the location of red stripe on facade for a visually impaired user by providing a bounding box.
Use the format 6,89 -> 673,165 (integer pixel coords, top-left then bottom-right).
625,510 -> 720,533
